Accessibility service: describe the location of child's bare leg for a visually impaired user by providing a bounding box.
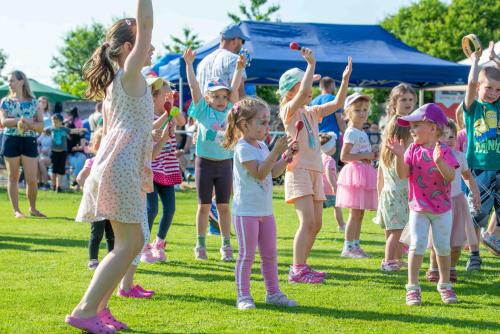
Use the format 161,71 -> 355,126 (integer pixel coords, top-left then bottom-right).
334,206 -> 345,228
408,252 -> 423,285
293,195 -> 316,265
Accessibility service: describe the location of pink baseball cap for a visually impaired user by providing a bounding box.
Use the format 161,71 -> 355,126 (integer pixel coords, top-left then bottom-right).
344,92 -> 371,109
397,103 -> 448,127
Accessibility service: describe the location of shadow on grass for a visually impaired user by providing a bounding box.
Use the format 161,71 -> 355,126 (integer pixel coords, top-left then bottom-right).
0,241 -> 62,253
151,293 -> 500,331
0,235 -> 86,248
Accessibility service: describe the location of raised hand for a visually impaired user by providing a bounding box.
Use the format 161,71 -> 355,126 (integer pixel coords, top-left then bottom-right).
433,142 -> 444,163
342,56 -> 353,80
471,50 -> 481,62
386,136 -> 405,157
183,47 -> 196,65
272,136 -> 289,156
488,41 -> 498,61
301,48 -> 315,65
236,54 -> 247,70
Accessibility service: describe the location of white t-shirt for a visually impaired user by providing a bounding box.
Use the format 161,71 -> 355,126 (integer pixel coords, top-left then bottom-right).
196,48 -> 247,94
343,127 -> 372,154
451,150 -> 468,197
232,139 -> 273,217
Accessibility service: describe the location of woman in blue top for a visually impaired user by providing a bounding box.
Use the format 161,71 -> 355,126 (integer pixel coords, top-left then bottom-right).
0,70 -> 45,218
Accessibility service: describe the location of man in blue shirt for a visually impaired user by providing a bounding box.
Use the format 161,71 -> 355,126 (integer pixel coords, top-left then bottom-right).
311,76 -> 346,162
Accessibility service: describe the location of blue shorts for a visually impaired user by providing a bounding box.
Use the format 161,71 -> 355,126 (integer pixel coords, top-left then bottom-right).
468,169 -> 500,228
1,135 -> 38,158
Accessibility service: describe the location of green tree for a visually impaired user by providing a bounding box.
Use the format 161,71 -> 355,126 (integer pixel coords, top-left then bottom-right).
51,22 -> 106,98
0,49 -> 8,85
382,0 -> 500,62
163,27 -> 203,54
228,0 -> 280,23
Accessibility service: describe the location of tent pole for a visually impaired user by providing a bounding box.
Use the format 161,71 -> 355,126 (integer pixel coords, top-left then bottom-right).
179,77 -> 183,113
419,89 -> 424,107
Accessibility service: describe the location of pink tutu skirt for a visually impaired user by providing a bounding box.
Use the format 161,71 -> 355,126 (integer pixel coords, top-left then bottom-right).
336,162 -> 377,210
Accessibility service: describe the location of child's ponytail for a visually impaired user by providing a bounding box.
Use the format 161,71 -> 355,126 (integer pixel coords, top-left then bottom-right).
82,18 -> 137,100
223,106 -> 240,150
83,44 -> 115,100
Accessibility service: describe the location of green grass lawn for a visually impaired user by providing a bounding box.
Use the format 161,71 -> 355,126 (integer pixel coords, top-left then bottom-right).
0,187 -> 498,334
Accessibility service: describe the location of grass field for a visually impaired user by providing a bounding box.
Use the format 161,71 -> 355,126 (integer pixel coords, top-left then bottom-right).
0,187 -> 499,334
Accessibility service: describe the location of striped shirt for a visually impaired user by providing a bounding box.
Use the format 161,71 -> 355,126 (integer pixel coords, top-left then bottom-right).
152,133 -> 182,186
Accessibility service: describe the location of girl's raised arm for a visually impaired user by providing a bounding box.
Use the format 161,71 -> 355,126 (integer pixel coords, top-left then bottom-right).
122,0 -> 154,94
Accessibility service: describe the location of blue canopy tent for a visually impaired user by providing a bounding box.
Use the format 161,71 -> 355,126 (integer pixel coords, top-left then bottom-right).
153,21 -> 469,107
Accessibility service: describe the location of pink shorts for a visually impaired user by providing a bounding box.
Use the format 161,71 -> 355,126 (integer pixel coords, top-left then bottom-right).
284,168 -> 326,204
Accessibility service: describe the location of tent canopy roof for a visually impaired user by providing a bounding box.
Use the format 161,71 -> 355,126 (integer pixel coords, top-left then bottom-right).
155,21 -> 469,88
0,78 -> 80,102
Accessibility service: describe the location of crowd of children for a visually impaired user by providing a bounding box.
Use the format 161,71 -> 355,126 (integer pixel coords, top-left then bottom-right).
2,1 -> 495,332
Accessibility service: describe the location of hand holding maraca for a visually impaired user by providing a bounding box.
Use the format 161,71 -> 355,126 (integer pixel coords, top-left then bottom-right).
236,54 -> 247,70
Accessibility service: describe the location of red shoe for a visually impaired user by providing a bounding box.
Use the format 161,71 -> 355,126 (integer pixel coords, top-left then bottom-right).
98,308 -> 128,331
117,286 -> 152,299
65,314 -> 116,333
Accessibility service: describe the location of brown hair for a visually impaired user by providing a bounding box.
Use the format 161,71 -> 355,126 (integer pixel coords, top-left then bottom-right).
89,128 -> 104,154
319,77 -> 335,92
445,118 -> 458,137
479,66 -> 500,83
37,96 -> 49,112
380,115 -> 412,168
8,70 -> 34,100
319,133 -> 333,146
222,97 -> 269,149
385,83 -> 416,116
82,18 -> 137,100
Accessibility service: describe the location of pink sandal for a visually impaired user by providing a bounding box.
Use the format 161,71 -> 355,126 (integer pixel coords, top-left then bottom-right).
65,314 -> 116,334
117,285 -> 152,298
98,308 -> 128,331
134,284 -> 155,296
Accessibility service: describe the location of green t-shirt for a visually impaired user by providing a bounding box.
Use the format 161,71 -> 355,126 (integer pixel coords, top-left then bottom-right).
463,99 -> 500,171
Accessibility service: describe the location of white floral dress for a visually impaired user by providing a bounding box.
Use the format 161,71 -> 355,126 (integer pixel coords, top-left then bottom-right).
76,70 -> 154,225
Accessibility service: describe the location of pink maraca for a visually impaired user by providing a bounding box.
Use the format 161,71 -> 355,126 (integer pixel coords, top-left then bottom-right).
294,120 -> 304,141
289,41 -> 302,51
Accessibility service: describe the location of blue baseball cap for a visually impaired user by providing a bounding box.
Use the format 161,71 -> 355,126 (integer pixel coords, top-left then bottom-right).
205,77 -> 231,93
221,24 -> 250,41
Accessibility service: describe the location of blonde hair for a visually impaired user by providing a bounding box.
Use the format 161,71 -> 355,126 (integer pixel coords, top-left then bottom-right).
89,128 -> 104,154
380,115 -> 412,168
344,98 -> 371,123
8,70 -> 35,100
83,18 -> 137,100
479,66 -> 500,83
222,97 -> 269,149
151,80 -> 173,97
385,83 -> 416,116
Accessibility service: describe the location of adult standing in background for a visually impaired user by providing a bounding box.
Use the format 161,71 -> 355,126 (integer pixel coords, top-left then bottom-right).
311,76 -> 346,163
38,96 -> 51,129
196,23 -> 249,98
0,70 -> 45,218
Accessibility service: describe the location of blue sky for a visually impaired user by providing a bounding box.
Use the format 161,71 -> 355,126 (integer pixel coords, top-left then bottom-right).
1,0 -> 427,86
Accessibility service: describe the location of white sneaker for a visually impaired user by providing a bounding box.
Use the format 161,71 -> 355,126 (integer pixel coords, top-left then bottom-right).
194,246 -> 208,260
237,296 -> 256,310
220,245 -> 234,262
265,292 -> 297,307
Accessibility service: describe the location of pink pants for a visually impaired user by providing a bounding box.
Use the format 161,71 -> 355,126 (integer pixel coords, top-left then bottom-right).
233,215 -> 280,298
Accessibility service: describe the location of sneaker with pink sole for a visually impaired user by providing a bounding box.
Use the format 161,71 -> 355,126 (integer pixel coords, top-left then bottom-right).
437,284 -> 458,304
140,244 -> 157,264
98,308 -> 128,331
152,238 -> 167,262
341,248 -> 363,258
117,285 -> 153,299
353,247 -> 370,258
288,266 -> 324,284
380,260 -> 400,272
405,286 -> 422,306
306,265 -> 327,278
